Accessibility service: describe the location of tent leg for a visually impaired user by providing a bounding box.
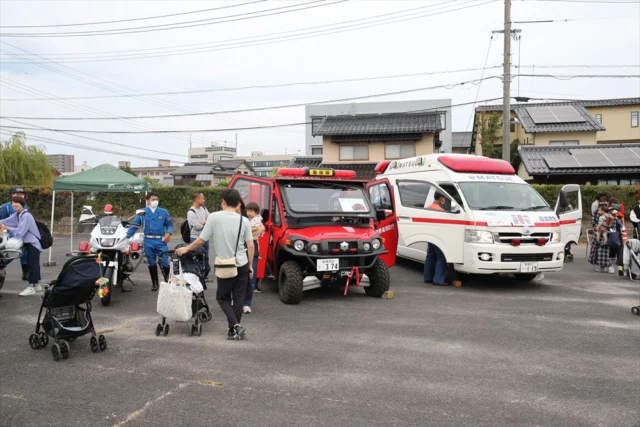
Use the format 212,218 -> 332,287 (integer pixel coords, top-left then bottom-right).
44,191 -> 57,267
68,192 -> 74,256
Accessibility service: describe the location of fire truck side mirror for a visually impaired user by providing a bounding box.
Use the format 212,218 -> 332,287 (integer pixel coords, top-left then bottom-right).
376,210 -> 387,222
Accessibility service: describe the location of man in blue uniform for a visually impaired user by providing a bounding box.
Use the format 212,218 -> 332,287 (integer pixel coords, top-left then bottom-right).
0,187 -> 30,281
126,192 -> 173,291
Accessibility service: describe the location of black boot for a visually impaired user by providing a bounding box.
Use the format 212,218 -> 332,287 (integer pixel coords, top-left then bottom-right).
162,266 -> 170,283
149,265 -> 159,292
21,264 -> 30,281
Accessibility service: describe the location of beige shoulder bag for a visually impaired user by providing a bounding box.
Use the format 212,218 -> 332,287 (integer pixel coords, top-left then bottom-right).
214,216 -> 243,279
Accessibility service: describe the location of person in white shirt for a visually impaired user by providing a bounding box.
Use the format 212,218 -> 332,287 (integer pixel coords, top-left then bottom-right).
187,192 -> 210,280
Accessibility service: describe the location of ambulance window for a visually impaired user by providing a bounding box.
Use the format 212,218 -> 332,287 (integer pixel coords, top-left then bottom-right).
438,183 -> 463,208
369,183 -> 392,211
397,180 -> 455,213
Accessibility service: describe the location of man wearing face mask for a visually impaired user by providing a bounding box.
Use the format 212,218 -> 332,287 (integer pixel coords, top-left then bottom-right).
126,192 -> 173,291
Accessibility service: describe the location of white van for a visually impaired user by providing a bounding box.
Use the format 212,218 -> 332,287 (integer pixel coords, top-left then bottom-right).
372,154 -> 582,282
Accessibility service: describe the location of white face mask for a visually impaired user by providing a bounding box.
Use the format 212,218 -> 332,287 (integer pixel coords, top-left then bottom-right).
149,201 -> 159,209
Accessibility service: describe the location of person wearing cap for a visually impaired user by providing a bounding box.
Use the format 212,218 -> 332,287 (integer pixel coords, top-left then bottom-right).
424,192 -> 448,286
0,187 -> 30,281
126,192 -> 173,292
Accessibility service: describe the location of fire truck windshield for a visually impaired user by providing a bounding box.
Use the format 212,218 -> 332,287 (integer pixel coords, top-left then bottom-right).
282,183 -> 371,215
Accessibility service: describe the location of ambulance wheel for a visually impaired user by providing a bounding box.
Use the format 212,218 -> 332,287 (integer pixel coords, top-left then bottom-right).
446,263 -> 460,286
90,336 -> 99,352
514,273 -> 538,282
365,259 -> 390,298
29,334 -> 41,350
98,335 -> 107,351
155,323 -> 163,336
51,344 -> 61,361
60,340 -> 70,360
278,261 -> 303,305
38,332 -> 49,347
632,307 -> 640,316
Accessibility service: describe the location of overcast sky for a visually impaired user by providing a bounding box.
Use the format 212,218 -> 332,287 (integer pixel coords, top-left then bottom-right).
0,0 -> 638,168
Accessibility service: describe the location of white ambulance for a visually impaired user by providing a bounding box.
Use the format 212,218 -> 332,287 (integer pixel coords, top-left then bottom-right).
372,154 -> 582,282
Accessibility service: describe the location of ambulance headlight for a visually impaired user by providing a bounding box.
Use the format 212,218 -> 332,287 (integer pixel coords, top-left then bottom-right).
293,240 -> 305,252
371,239 -> 382,251
551,231 -> 561,242
465,230 -> 494,244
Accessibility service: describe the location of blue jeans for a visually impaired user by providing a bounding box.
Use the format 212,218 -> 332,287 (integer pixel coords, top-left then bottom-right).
424,244 -> 447,284
244,255 -> 259,307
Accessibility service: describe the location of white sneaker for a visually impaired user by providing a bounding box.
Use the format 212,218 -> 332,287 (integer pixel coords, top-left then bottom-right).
243,306 -> 252,314
33,284 -> 43,292
595,267 -> 605,273
19,286 -> 36,296
608,266 -> 615,274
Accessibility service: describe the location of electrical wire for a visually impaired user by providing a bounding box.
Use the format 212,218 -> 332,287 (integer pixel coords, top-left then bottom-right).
0,1 -> 348,37
0,97 -> 504,134
0,77 -> 501,121
517,73 -> 640,79
0,1 -> 496,63
465,36 -> 494,132
0,1 -> 265,28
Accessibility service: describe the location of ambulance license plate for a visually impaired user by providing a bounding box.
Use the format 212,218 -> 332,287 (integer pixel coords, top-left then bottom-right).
520,262 -> 538,273
317,259 -> 339,272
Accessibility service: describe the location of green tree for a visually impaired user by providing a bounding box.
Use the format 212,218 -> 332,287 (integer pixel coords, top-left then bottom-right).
0,132 -> 52,186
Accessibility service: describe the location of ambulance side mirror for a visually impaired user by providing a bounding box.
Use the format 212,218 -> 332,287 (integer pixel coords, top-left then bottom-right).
450,201 -> 461,214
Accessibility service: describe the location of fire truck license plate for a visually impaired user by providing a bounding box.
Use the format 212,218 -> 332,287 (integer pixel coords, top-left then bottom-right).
520,262 -> 538,273
317,259 -> 339,272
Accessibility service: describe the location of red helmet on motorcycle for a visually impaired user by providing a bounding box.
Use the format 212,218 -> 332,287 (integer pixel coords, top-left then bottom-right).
104,204 -> 113,214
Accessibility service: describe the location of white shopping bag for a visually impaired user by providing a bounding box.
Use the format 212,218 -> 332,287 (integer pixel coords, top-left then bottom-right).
157,261 -> 193,322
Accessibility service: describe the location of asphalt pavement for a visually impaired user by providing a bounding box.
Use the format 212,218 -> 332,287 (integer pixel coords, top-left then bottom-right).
0,237 -> 638,427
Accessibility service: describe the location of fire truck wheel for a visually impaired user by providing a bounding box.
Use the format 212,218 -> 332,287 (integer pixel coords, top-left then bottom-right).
365,259 -> 390,298
278,261 -> 304,304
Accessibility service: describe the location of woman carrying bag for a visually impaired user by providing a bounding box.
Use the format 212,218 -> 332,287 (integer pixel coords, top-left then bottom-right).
0,196 -> 42,296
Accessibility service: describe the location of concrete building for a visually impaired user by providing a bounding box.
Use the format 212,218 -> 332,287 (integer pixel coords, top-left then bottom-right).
47,154 -> 74,173
118,161 -> 131,169
236,152 -> 294,177
171,160 -> 252,186
188,143 -> 237,163
305,99 -> 453,155
75,161 -> 92,173
130,160 -> 177,180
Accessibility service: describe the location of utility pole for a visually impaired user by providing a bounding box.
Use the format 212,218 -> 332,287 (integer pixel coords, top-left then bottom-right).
492,1 -> 521,162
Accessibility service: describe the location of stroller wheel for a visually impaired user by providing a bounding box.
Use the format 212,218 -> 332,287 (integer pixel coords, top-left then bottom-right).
206,311 -> 213,321
162,324 -> 170,337
155,323 -> 163,336
60,341 -> 70,360
29,334 -> 41,350
51,344 -> 61,361
190,324 -> 196,336
197,323 -> 203,337
38,332 -> 49,348
198,311 -> 208,323
90,336 -> 99,353
98,335 -> 107,351
632,307 -> 640,316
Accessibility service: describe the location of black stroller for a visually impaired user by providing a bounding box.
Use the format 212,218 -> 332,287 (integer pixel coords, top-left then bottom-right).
29,255 -> 108,361
155,247 -> 212,337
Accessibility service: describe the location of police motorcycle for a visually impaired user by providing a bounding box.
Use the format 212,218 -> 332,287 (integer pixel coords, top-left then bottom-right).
78,209 -> 144,306
0,230 -> 23,293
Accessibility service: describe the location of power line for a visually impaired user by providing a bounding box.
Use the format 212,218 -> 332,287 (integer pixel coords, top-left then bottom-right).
0,97 -> 504,134
0,77 -> 501,121
466,36 -> 495,132
0,1 -> 265,28
0,1 -> 496,63
516,73 -> 640,79
0,130 -> 185,163
0,1 -> 347,37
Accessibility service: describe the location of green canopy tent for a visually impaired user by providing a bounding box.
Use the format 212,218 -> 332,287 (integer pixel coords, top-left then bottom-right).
47,164 -> 150,265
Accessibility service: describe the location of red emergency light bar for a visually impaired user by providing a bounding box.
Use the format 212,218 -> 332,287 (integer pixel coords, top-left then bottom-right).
277,168 -> 356,179
438,155 -> 515,175
374,160 -> 391,175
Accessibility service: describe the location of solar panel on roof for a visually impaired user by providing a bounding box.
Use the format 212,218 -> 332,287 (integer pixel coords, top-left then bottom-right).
602,148 -> 640,167
570,149 -> 611,168
526,105 -> 586,124
544,154 -> 581,169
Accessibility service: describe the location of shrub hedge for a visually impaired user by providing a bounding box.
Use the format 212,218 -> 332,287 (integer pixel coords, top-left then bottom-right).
1,184 -> 638,222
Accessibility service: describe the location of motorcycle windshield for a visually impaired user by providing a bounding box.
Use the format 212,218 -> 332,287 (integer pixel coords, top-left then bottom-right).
98,216 -> 120,235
